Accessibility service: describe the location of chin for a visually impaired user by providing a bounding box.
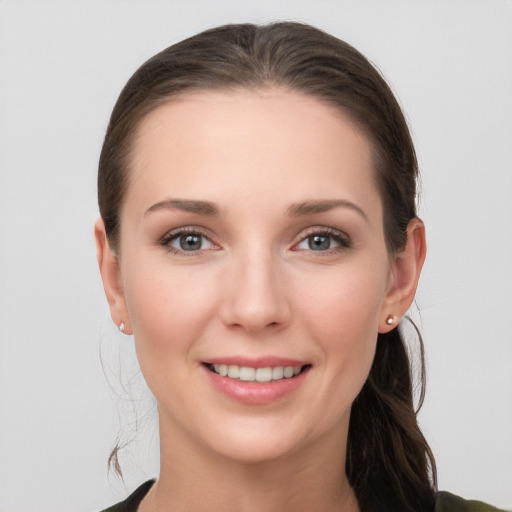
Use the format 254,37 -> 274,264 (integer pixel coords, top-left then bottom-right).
211,438 -> 300,466
194,415 -> 311,466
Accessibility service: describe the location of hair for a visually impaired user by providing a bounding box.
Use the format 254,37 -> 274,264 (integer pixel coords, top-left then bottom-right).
98,22 -> 437,512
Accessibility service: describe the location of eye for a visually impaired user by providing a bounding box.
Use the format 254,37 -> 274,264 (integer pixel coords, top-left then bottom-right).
294,229 -> 351,253
160,229 -> 216,254
303,234 -> 334,251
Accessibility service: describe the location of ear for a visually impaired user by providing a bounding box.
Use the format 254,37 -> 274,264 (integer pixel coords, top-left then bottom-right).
94,218 -> 132,334
379,218 -> 426,333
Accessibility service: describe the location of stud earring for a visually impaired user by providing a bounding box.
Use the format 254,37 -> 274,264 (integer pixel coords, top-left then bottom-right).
119,321 -> 126,333
385,315 -> 395,326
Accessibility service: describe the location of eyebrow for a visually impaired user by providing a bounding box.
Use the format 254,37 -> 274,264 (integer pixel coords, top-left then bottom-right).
145,197 -> 368,221
286,199 -> 368,221
145,199 -> 220,216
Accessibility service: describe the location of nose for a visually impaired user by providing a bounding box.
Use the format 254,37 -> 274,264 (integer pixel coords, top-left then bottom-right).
219,249 -> 291,334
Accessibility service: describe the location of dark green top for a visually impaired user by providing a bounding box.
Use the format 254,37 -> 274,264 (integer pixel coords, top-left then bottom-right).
435,492 -> 508,512
100,480 -> 508,512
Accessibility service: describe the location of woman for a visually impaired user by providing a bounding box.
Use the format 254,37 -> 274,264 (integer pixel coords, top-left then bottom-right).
95,22 -> 504,512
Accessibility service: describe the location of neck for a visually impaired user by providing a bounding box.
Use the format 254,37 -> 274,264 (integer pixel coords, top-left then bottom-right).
140,415 -> 359,512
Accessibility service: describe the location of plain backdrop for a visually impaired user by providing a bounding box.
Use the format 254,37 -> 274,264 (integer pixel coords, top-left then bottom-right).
0,1 -> 511,511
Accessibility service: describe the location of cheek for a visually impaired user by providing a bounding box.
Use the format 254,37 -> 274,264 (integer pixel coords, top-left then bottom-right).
122,261 -> 220,368
296,261 -> 388,339
295,262 -> 388,386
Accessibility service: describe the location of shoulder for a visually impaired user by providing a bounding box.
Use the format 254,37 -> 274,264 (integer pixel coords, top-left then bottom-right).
99,485 -> 509,512
436,491 -> 509,512
99,480 -> 155,512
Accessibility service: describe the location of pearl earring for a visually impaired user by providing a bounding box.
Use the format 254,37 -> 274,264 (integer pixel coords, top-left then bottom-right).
385,315 -> 395,326
119,321 -> 126,333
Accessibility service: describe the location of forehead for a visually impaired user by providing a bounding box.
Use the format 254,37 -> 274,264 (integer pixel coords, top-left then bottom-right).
133,88 -> 367,152
126,88 -> 380,214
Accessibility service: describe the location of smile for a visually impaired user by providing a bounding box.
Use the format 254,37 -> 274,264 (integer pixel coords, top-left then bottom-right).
202,360 -> 311,404
207,363 -> 307,382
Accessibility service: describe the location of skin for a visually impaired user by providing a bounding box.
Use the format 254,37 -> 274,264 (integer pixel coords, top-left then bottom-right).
96,89 -> 426,512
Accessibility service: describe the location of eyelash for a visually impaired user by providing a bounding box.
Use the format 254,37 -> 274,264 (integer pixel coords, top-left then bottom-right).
159,227 -> 218,256
292,227 -> 352,254
158,226 -> 352,256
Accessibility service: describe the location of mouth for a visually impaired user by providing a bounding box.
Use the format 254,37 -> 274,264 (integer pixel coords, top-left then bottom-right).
202,359 -> 311,404
204,363 -> 311,383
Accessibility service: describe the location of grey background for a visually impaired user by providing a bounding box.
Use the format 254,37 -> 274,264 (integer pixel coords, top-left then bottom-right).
0,1 -> 511,510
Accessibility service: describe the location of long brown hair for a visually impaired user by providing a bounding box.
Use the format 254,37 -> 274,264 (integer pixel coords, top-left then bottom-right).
98,22 -> 437,512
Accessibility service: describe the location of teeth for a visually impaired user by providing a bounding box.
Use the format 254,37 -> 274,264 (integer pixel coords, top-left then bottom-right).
239,367 -> 255,381
210,364 -> 304,382
227,365 -> 239,379
272,366 -> 284,380
283,366 -> 294,378
214,363 -> 229,376
255,367 -> 272,382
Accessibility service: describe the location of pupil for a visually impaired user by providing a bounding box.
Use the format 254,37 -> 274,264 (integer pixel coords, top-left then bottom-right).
309,235 -> 330,250
180,234 -> 201,250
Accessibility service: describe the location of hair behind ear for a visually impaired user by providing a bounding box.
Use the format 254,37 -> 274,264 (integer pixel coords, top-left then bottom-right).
347,325 -> 437,512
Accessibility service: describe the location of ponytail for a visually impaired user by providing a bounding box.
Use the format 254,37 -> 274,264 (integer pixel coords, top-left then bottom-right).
346,325 -> 437,512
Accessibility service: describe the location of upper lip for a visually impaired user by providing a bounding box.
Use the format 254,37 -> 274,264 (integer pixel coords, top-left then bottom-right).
202,356 -> 309,368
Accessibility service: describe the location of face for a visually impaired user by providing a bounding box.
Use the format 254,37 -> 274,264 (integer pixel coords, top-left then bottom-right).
102,89 -> 407,465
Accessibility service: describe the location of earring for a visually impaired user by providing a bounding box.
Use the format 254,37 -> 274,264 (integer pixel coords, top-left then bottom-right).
119,321 -> 126,333
385,315 -> 395,326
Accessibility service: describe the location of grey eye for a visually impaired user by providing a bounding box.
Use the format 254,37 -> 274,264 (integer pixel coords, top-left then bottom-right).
169,233 -> 213,251
180,234 -> 202,250
307,235 -> 332,251
295,230 -> 349,253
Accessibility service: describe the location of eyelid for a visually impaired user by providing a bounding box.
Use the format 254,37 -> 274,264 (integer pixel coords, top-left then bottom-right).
158,226 -> 220,255
157,225 -> 351,255
292,226 -> 352,251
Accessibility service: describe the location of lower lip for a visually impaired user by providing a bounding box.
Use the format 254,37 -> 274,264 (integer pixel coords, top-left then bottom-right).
202,365 -> 310,405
